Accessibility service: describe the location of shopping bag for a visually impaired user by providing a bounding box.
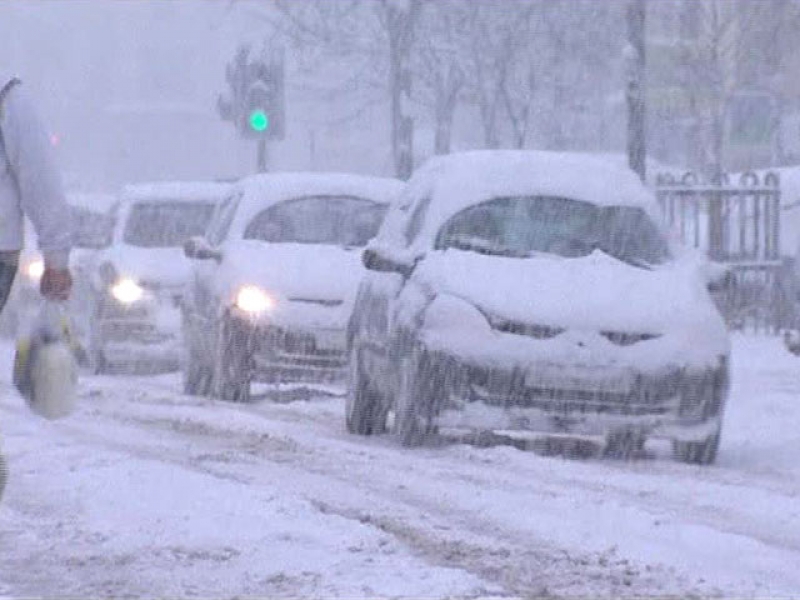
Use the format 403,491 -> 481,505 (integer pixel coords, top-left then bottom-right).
13,302 -> 78,420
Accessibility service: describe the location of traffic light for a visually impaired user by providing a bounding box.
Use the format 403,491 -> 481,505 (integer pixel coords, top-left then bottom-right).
219,45 -> 286,158
241,60 -> 284,140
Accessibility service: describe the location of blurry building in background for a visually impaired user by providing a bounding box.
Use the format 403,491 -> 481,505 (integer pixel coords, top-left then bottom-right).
0,1 -> 251,191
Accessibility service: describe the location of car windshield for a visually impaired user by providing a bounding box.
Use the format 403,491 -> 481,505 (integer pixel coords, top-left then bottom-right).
123,201 -> 216,248
436,196 -> 670,267
244,195 -> 387,247
70,206 -> 114,249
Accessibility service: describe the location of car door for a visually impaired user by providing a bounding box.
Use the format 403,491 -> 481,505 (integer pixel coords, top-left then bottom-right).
355,193 -> 433,398
186,191 -> 241,356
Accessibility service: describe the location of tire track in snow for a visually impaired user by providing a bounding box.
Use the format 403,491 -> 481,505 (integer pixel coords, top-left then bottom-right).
72,382 -> 714,598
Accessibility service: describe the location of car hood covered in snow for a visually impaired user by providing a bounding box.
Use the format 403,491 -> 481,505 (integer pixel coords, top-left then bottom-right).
98,245 -> 194,289
415,249 -> 726,337
216,241 -> 366,325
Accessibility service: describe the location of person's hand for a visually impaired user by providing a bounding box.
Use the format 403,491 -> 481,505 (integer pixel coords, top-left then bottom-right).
40,267 -> 73,301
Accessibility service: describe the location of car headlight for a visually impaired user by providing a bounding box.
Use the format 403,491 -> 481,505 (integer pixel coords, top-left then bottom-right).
235,285 -> 275,314
24,258 -> 45,281
111,278 -> 144,304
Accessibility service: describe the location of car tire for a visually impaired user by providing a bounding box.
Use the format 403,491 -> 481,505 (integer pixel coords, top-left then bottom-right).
394,346 -> 441,448
603,430 -> 647,460
182,315 -> 212,396
346,348 -> 388,435
0,450 -> 7,503
212,315 -> 253,403
672,367 -> 727,465
672,428 -> 721,465
184,347 -> 211,396
87,316 -> 107,375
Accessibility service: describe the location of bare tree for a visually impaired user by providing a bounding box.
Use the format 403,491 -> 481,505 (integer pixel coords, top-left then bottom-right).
379,0 -> 425,178
413,0 -> 469,155
263,0 -> 424,179
674,0 -> 800,175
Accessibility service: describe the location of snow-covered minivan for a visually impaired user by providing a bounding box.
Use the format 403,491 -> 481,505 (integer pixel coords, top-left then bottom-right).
347,151 -> 731,464
181,172 -> 403,402
86,181 -> 231,372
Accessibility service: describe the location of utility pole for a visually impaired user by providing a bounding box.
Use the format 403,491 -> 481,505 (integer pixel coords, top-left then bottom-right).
625,0 -> 647,182
257,138 -> 268,173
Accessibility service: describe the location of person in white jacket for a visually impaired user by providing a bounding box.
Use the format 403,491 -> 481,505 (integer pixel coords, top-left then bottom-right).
0,76 -> 73,500
0,76 -> 72,305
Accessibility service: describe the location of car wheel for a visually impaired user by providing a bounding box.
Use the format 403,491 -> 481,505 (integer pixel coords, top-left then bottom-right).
393,346 -> 441,447
87,315 -> 107,375
212,315 -> 253,403
603,430 -> 647,460
184,346 -> 211,396
182,315 -> 212,396
672,427 -> 721,465
672,367 -> 727,465
346,347 -> 388,435
0,450 -> 7,502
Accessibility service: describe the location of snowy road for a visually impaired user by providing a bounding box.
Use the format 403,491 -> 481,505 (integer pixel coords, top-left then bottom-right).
2,334 -> 800,598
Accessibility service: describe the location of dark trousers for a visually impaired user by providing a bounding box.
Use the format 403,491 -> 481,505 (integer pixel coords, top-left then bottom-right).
0,256 -> 18,314
0,257 -> 15,500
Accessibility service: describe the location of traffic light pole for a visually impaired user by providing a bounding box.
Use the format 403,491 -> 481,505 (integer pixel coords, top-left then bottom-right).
257,138 -> 268,173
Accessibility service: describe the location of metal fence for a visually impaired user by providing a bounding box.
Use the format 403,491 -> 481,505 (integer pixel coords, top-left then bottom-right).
655,171 -> 788,333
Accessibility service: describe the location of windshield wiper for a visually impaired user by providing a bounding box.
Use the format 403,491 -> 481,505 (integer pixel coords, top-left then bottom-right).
448,239 -> 530,258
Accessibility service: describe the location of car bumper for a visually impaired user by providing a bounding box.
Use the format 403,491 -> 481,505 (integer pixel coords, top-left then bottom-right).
97,302 -> 182,365
246,322 -> 347,381
422,348 -> 728,443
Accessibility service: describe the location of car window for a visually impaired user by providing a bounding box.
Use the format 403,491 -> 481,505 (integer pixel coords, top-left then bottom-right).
123,200 -> 217,248
70,206 -> 114,249
436,196 -> 670,266
206,192 -> 241,246
243,195 -> 387,247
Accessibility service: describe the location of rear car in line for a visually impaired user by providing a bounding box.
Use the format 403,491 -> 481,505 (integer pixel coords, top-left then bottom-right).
86,181 -> 230,373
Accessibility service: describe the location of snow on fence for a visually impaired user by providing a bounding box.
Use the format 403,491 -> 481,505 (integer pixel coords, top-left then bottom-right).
655,171 -> 790,333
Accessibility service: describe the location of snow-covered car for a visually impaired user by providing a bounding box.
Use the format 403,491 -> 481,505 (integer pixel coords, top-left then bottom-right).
347,150 -> 731,464
181,172 -> 403,402
86,181 -> 231,372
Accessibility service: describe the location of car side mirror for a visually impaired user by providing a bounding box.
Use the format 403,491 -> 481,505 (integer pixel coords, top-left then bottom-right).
183,236 -> 222,262
707,264 -> 734,293
362,247 -> 415,278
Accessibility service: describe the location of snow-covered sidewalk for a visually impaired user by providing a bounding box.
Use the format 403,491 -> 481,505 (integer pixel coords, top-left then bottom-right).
1,334 -> 799,598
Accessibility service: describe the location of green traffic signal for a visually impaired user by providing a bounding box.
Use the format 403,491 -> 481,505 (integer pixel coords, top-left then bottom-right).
249,109 -> 269,132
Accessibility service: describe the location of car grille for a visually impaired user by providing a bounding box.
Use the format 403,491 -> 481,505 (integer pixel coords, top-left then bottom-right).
454,364 -> 679,417
600,331 -> 661,346
489,317 -> 564,339
288,297 -> 344,308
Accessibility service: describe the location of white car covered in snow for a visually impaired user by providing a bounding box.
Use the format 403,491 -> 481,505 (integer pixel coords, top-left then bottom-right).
347,150 -> 731,464
181,172 -> 403,402
86,181 -> 230,372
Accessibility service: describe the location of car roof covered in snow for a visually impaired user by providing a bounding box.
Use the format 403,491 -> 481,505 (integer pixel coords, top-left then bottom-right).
230,171 -> 403,232
378,150 -> 662,250
119,180 -> 234,204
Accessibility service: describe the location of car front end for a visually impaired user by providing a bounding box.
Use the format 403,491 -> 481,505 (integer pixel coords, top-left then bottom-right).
225,282 -> 351,382
404,249 -> 731,454
417,314 -> 728,446
92,270 -> 185,370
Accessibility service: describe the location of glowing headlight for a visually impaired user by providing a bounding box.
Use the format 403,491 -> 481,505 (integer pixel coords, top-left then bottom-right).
111,278 -> 144,304
25,259 -> 45,281
235,285 -> 275,313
